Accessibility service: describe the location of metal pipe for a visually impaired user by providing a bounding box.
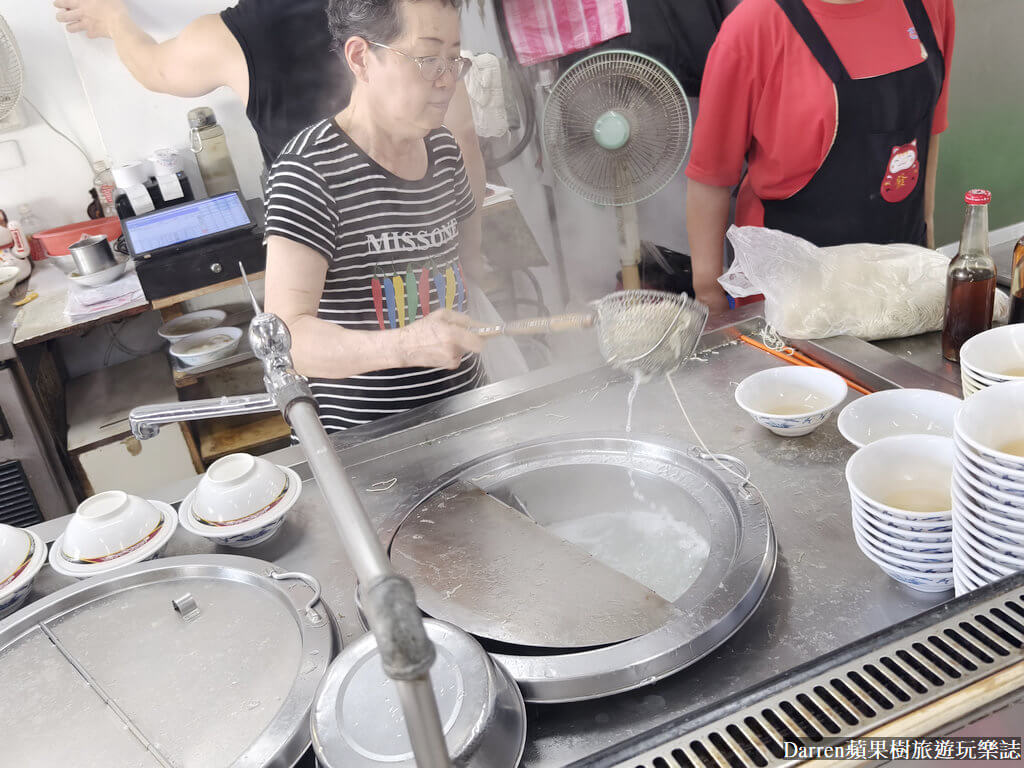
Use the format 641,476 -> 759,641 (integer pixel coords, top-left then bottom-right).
395,679 -> 451,768
129,393 -> 276,439
285,401 -> 391,578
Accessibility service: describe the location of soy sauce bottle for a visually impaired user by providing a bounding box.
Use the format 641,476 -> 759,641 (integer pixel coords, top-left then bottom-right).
941,189 -> 996,362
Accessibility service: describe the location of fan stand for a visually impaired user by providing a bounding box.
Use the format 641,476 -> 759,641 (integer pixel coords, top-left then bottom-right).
616,204 -> 642,290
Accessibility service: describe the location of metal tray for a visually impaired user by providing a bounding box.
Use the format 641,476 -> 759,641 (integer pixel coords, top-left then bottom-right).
0,555 -> 335,768
385,434 -> 777,703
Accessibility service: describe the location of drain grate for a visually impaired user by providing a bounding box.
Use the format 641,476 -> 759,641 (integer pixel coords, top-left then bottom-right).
580,575 -> 1024,768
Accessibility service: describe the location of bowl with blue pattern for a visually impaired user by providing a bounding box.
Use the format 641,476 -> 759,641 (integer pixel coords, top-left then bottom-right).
0,525 -> 46,619
734,366 -> 848,437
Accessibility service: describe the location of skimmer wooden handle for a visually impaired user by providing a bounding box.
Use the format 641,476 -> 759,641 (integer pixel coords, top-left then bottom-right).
474,313 -> 595,338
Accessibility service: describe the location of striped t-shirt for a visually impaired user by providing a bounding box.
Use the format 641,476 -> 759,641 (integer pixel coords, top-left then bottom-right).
265,119 -> 482,433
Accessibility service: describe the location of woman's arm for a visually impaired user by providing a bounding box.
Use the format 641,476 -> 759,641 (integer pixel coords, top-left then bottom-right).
264,236 -> 483,378
686,180 -> 733,313
54,1 -> 248,102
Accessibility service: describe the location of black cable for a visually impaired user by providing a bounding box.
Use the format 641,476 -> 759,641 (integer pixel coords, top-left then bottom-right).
485,0 -> 537,170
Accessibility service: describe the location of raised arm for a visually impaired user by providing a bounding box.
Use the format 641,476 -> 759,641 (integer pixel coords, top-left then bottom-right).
264,236 -> 483,379
54,0 -> 248,103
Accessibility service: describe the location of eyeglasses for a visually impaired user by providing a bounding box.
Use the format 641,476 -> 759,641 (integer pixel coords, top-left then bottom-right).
368,41 -> 471,82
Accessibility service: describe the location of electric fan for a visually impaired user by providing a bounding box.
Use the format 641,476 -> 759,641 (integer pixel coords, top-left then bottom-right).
0,14 -> 24,131
542,50 -> 691,290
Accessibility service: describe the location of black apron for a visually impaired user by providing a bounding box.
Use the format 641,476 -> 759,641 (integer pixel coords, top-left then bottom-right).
762,0 -> 944,247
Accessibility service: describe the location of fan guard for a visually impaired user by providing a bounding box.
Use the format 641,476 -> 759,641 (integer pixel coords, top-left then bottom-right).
542,50 -> 691,207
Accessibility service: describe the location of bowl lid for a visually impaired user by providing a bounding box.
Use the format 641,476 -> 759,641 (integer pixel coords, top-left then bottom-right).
312,619 -> 522,767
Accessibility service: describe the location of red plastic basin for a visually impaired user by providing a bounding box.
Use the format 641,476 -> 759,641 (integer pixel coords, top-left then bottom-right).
31,217 -> 122,260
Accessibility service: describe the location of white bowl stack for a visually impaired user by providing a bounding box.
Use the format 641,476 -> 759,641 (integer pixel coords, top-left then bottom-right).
951,379 -> 1024,595
845,435 -> 954,592
959,325 -> 1024,397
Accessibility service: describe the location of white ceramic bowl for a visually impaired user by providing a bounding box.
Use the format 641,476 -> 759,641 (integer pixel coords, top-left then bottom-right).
854,532 -> 953,575
68,260 -> 128,288
873,557 -> 954,592
157,309 -> 228,342
954,461 -> 1024,509
845,434 -> 953,523
961,365 -> 1005,387
0,266 -> 19,300
955,434 -> 1024,483
178,462 -> 301,549
956,512 -> 1024,560
956,532 -> 1016,577
959,324 -> 1024,381
734,366 -> 848,437
952,477 -> 1024,535
957,528 -> 1024,571
953,537 -> 1003,584
192,453 -> 289,525
954,380 -> 1024,469
169,326 -> 243,367
837,388 -> 960,448
61,491 -> 164,563
0,527 -> 46,618
852,502 -> 952,546
49,501 -> 176,578
850,515 -> 953,563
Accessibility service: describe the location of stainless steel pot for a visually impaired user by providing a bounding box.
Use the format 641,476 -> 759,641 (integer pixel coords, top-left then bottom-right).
68,234 -> 117,275
311,619 -> 527,768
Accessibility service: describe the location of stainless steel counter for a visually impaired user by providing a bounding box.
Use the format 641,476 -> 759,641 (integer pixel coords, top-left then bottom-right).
26,311 -> 971,766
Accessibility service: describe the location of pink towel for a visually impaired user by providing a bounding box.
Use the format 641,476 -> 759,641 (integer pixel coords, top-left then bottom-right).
501,0 -> 631,67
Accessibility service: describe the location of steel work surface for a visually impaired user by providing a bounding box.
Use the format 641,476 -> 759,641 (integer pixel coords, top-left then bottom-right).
26,317 -> 953,766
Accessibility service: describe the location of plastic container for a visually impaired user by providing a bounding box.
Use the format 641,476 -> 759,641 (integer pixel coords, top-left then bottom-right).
32,217 -> 122,259
188,107 -> 241,196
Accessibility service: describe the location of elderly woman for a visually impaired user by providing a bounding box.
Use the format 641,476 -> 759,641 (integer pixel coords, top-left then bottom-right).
263,0 -> 483,433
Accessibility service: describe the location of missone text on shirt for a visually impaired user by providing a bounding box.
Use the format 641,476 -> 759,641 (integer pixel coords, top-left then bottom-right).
366,219 -> 458,254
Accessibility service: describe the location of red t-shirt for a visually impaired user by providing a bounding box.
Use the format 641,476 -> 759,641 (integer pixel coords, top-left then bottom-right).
685,0 -> 956,228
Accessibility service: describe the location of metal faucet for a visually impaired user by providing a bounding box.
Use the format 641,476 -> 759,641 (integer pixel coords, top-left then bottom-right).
128,268 -> 452,768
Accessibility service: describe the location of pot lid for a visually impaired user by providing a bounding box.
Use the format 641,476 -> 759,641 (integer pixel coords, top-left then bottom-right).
312,619 -> 526,767
0,555 -> 334,767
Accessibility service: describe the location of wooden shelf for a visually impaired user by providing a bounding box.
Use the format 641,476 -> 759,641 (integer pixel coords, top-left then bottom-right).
195,412 -> 291,463
151,271 -> 265,310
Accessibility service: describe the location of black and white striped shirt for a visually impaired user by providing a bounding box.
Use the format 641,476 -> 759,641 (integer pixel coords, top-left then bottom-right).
265,119 -> 482,433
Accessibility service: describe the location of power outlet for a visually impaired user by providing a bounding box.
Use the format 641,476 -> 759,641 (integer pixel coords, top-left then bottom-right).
0,139 -> 23,171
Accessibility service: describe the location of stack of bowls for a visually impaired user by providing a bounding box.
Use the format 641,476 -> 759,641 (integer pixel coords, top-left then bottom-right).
48,491 -> 178,579
959,325 -> 1024,397
845,435 -> 954,592
178,453 -> 301,547
0,524 -> 46,617
951,380 -> 1024,595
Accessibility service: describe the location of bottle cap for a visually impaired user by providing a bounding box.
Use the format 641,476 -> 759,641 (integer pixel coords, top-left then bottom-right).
965,189 -> 992,205
187,107 -> 217,130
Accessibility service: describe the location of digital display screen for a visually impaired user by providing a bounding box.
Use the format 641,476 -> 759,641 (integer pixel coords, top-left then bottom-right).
124,192 -> 252,255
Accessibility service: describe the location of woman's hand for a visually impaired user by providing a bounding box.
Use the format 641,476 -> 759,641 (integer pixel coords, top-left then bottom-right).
397,310 -> 483,370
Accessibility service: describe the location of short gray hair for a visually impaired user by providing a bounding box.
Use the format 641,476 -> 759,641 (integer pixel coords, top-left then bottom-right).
326,0 -> 462,53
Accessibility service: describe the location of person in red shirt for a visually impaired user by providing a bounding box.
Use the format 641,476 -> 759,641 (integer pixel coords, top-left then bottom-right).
685,0 -> 955,313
